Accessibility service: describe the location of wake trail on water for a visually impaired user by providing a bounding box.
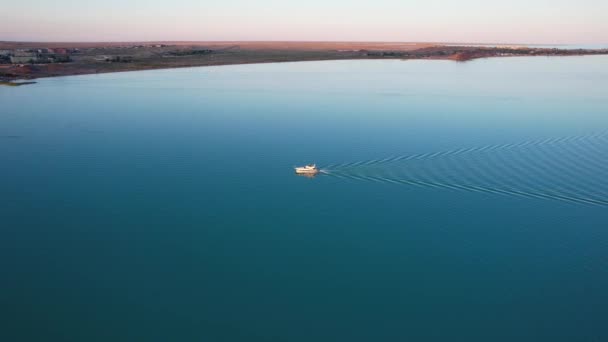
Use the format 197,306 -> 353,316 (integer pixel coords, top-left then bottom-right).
321,130 -> 608,207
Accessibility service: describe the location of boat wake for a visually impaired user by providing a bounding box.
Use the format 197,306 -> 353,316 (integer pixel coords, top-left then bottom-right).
322,130 -> 608,207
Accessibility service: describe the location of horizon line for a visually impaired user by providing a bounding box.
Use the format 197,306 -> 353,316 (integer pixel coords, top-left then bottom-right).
2,39 -> 607,45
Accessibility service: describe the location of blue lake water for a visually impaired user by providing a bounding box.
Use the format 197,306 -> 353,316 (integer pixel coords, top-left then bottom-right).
1,56 -> 608,341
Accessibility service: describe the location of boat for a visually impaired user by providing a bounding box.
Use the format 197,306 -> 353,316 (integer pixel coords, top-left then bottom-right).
294,164 -> 319,175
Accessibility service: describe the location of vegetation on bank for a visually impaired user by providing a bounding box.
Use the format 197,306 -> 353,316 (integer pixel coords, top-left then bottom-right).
166,49 -> 213,56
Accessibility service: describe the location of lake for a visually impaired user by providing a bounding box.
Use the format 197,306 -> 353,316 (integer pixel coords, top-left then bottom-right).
1,56 -> 608,341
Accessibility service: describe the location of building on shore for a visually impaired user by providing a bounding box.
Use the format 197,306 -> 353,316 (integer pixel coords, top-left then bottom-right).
10,50 -> 38,64
10,56 -> 38,64
8,49 -> 71,64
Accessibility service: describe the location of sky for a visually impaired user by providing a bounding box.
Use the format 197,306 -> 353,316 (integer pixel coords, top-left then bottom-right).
1,0 -> 607,43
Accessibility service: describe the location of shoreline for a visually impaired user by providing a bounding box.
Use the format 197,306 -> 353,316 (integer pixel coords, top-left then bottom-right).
1,42 -> 607,82
0,80 -> 37,86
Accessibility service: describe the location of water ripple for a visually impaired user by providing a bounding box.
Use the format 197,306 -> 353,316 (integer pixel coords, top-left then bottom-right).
322,131 -> 608,206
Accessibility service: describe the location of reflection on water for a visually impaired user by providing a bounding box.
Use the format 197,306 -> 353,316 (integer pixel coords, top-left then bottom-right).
295,172 -> 318,179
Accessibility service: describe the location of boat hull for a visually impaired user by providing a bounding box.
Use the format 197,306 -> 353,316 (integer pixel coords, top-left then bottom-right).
295,169 -> 319,174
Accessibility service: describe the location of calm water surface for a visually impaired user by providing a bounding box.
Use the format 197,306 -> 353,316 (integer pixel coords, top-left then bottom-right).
1,56 -> 608,341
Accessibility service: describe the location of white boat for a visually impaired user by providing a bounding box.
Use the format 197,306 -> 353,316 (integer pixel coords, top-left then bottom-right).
294,164 -> 319,175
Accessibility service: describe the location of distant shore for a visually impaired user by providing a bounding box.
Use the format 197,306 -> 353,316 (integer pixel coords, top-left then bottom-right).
1,41 -> 607,82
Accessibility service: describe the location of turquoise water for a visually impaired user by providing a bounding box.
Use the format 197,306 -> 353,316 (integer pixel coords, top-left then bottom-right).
1,56 -> 608,341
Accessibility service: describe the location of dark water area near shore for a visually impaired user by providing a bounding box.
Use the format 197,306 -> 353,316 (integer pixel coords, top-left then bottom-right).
1,56 -> 608,341
0,81 -> 36,87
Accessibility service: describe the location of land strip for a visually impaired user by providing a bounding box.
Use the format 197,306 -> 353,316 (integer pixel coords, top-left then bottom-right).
1,41 -> 606,82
